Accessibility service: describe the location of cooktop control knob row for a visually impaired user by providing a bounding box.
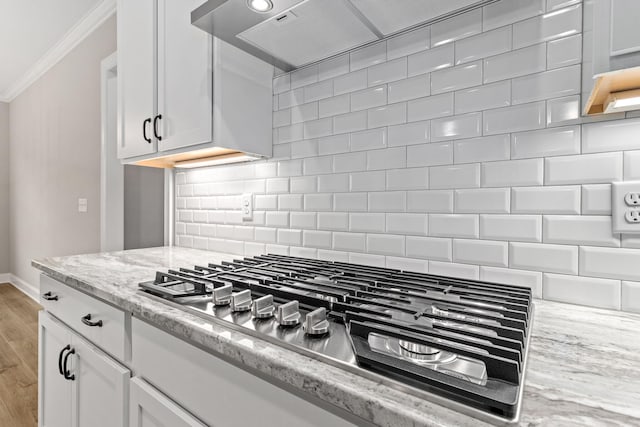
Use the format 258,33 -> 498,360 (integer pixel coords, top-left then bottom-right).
303,307 -> 330,336
276,300 -> 301,326
231,289 -> 252,312
252,295 -> 275,319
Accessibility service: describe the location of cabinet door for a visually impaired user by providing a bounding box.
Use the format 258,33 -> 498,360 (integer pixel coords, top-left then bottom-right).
117,0 -> 158,159
39,312 -> 73,427
157,0 -> 213,152
71,335 -> 130,427
130,378 -> 206,427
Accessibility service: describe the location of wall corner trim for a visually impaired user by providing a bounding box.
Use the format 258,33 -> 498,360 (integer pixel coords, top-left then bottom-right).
0,0 -> 117,103
9,274 -> 39,303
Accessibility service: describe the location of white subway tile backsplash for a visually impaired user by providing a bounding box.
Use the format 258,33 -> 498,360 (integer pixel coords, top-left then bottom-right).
351,41 -> 386,71
407,190 -> 454,213
454,81 -> 511,115
406,236 -> 452,261
368,58 -> 407,86
455,188 -> 510,213
386,213 -> 428,236
480,214 -> 542,242
512,186 -> 581,214
582,118 -> 640,153
429,261 -> 479,280
510,242 -> 578,275
367,234 -> 405,256
547,34 -> 582,69
407,142 -> 453,168
483,44 -> 546,84
431,164 -> 480,189
511,65 -> 581,104
431,8 -> 481,47
387,27 -> 430,60
178,5 -> 640,313
624,151 -> 640,180
582,184 -> 612,215
408,93 -> 454,122
349,213 -> 386,232
544,152 -> 623,185
386,168 -> 429,190
429,214 -> 479,238
408,44 -> 454,77
454,134 -> 510,164
455,26 -> 512,65
482,159 -> 543,187
431,61 -> 483,95
580,246 -> 640,282
483,102 -> 546,135
513,4 -> 582,49
388,74 -> 430,104
544,215 -> 619,247
369,191 -> 406,212
543,273 -> 620,309
368,103 -> 407,128
480,267 -> 542,298
453,239 -> 508,267
483,0 -> 545,31
511,125 -> 580,159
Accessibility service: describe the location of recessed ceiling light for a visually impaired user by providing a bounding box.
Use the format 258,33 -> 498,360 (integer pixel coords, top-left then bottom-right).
247,0 -> 273,13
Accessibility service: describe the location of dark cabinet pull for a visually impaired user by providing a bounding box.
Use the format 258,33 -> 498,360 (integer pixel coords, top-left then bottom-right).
143,118 -> 152,143
63,348 -> 75,381
43,291 -> 58,301
153,114 -> 162,141
58,344 -> 70,376
81,314 -> 103,327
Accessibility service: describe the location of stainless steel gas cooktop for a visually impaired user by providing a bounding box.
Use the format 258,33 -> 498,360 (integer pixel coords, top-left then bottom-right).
139,254 -> 534,424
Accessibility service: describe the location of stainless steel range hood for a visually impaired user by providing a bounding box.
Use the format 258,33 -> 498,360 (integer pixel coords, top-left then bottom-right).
192,0 -> 497,73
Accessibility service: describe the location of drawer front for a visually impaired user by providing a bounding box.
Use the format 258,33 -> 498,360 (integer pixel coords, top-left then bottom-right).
40,274 -> 127,362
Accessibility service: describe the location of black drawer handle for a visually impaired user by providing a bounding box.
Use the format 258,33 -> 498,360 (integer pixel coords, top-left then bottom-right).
153,114 -> 162,141
81,314 -> 103,327
63,348 -> 75,381
143,118 -> 152,143
58,344 -> 70,376
43,291 -> 58,301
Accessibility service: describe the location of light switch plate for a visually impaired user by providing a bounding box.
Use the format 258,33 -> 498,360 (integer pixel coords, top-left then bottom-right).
241,193 -> 253,221
612,181 -> 640,233
78,198 -> 88,213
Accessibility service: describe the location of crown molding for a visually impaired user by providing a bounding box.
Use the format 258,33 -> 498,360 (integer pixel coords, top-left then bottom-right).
0,0 -> 116,103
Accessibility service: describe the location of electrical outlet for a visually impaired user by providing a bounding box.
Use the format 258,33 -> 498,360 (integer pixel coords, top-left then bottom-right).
241,193 -> 253,221
78,198 -> 88,213
625,192 -> 640,206
612,182 -> 640,233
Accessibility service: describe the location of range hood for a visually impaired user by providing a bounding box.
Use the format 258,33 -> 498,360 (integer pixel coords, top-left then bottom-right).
192,0 -> 496,72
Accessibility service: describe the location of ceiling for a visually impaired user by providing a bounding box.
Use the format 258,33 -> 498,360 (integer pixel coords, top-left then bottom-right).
0,0 -> 103,101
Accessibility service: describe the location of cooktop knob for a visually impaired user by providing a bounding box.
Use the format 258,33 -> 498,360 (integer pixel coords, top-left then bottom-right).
276,300 -> 301,327
212,284 -> 232,306
231,290 -> 252,312
302,307 -> 330,336
251,295 -> 275,319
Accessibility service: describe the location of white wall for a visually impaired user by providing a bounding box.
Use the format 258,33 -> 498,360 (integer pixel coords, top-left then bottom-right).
9,16 -> 116,289
0,102 -> 9,274
124,165 -> 165,250
175,0 -> 640,313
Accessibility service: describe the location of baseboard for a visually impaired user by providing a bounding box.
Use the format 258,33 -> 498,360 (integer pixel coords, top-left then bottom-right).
9,274 -> 40,303
0,273 -> 9,284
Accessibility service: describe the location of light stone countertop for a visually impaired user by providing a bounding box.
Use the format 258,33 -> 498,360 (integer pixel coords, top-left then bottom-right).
32,247 -> 640,427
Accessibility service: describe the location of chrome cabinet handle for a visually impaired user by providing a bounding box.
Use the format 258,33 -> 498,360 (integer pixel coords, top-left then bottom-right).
43,291 -> 58,301
81,314 -> 103,327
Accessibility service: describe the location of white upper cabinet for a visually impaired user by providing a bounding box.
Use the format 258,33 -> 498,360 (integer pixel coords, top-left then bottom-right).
117,0 -> 273,166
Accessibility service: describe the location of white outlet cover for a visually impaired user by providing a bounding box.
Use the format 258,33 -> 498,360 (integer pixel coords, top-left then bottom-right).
612,181 -> 640,233
241,193 -> 253,221
78,198 -> 88,213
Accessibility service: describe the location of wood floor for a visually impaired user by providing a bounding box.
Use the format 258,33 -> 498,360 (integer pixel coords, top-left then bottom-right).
0,283 -> 41,426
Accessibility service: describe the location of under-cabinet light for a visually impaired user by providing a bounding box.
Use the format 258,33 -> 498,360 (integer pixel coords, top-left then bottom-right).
174,153 -> 260,169
604,89 -> 640,113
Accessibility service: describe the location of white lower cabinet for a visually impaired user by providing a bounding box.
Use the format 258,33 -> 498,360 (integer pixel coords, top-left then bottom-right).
38,311 -> 130,427
130,378 -> 206,427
